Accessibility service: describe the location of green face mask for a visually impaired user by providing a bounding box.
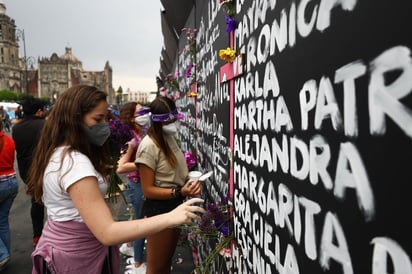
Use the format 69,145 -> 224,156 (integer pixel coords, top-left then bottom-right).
86,122 -> 110,146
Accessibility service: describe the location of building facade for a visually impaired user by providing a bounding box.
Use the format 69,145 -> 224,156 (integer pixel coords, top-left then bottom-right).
124,88 -> 150,104
0,0 -> 115,103
37,47 -> 114,103
0,0 -> 23,93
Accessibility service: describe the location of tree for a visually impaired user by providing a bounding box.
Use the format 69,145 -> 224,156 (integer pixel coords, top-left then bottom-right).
0,90 -> 18,101
116,86 -> 123,106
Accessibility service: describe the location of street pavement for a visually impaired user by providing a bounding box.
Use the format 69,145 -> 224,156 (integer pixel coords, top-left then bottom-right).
2,131 -> 196,273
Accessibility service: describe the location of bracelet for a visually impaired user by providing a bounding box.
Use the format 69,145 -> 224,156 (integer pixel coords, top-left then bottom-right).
174,186 -> 183,198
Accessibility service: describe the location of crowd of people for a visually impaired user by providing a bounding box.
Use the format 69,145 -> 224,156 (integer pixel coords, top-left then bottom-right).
0,85 -> 204,274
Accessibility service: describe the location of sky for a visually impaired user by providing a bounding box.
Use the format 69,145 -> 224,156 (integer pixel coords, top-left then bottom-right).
4,0 -> 163,93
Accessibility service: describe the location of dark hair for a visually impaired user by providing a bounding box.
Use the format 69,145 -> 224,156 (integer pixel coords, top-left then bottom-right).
119,102 -> 138,129
147,96 -> 177,167
21,98 -> 45,116
26,85 -> 110,203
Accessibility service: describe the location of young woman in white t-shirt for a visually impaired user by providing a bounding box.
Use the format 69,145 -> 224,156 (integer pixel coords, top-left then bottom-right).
25,85 -> 204,274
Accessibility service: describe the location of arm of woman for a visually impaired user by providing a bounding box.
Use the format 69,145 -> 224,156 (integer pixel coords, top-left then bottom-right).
139,163 -> 175,199
68,176 -> 204,246
116,144 -> 137,174
139,164 -> 202,199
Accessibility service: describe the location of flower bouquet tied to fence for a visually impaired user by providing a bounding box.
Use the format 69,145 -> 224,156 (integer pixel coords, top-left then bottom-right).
182,198 -> 235,273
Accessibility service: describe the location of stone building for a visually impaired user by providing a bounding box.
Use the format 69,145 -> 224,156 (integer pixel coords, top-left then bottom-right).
0,0 -> 23,93
0,0 -> 115,103
37,47 -> 114,103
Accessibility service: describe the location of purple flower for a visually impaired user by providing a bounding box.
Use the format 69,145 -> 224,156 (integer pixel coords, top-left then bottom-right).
196,201 -> 231,238
199,211 -> 215,233
225,15 -> 237,33
185,62 -> 193,78
106,118 -> 133,202
177,113 -> 185,120
218,225 -> 229,237
184,152 -> 197,170
109,118 -> 133,153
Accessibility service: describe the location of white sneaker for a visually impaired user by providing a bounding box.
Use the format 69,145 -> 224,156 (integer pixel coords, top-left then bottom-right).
119,243 -> 134,257
124,262 -> 146,274
125,257 -> 135,265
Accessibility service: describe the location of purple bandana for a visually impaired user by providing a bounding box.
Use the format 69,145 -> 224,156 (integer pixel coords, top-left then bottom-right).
151,109 -> 179,122
137,107 -> 150,115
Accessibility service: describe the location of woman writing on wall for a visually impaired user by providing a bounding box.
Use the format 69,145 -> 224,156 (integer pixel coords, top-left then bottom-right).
26,85 -> 204,274
135,96 -> 202,274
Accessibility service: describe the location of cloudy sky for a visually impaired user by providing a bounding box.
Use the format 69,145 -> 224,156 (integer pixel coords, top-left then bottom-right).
5,0 -> 163,93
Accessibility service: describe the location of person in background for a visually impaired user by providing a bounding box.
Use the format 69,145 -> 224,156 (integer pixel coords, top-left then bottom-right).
14,106 -> 23,123
12,98 -> 46,248
25,85 -> 204,274
0,119 -> 19,271
116,102 -> 149,274
3,113 -> 11,132
0,106 -> 5,129
135,96 -> 202,274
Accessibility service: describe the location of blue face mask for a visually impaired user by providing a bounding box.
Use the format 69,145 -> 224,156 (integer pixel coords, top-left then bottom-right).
86,122 -> 110,146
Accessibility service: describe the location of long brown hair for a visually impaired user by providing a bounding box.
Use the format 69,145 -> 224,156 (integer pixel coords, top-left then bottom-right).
26,85 -> 110,203
147,96 -> 177,168
119,101 -> 138,129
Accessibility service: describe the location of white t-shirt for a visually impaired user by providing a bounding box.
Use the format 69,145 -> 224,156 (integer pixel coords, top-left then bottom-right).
43,146 -> 107,222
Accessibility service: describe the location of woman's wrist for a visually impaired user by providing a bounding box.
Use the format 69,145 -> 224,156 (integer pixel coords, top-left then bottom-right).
175,186 -> 183,198
169,185 -> 186,199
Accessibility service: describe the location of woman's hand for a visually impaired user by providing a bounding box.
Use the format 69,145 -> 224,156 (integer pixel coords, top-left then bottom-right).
167,198 -> 205,226
181,179 -> 202,197
116,144 -> 137,174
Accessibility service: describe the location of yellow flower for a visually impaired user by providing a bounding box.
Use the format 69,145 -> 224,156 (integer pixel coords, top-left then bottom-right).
187,91 -> 198,98
219,48 -> 237,63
